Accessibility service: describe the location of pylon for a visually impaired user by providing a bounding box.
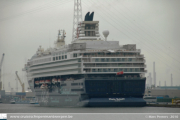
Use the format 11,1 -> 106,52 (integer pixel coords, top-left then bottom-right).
72,0 -> 82,41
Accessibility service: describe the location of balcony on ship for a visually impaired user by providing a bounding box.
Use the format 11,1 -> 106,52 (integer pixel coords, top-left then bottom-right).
84,68 -> 147,73
84,74 -> 145,80
81,52 -> 144,58
84,63 -> 146,68
83,58 -> 145,63
82,54 -> 144,58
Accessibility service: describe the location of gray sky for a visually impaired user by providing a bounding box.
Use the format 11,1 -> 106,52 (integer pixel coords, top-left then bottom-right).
0,0 -> 180,92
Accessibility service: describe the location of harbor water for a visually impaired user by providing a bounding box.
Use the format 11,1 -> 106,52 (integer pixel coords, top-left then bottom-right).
0,104 -> 180,113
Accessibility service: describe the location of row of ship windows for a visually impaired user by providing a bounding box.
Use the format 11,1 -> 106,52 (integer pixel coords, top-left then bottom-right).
80,52 -> 140,56
65,53 -> 142,60
85,25 -> 95,29
84,63 -> 144,67
95,58 -> 141,62
87,75 -> 139,79
53,55 -> 67,61
33,58 -> 51,64
60,88 -> 84,91
53,51 -> 67,56
87,81 -> 141,86
87,80 -> 135,86
71,83 -> 83,86
73,54 -> 78,57
85,31 -> 96,36
91,68 -> 142,72
73,54 -> 141,59
71,89 -> 84,91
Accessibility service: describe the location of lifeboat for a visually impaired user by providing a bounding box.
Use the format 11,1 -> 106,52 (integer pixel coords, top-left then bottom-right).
54,78 -> 58,83
52,78 -> 58,84
45,80 -> 51,84
35,81 -> 39,85
40,83 -> 48,89
39,80 -> 45,84
58,78 -> 61,82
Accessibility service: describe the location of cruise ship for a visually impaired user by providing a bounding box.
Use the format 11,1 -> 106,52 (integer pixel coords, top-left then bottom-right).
23,11 -> 147,107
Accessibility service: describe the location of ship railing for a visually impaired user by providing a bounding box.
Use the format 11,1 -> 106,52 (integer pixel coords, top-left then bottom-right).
83,60 -> 145,62
122,49 -> 141,52
84,65 -> 146,67
82,55 -> 144,58
85,77 -> 144,80
85,70 -> 146,73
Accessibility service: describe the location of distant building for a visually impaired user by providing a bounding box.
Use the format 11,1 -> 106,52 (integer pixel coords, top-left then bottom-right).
144,86 -> 180,98
156,86 -> 180,90
0,90 -> 5,97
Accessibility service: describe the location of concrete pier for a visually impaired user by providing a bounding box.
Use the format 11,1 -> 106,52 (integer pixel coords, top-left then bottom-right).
147,103 -> 180,108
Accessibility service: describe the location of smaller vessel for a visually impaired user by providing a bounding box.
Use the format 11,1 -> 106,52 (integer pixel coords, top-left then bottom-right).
52,78 -> 58,84
143,96 -> 157,103
39,80 -> 45,84
10,99 -> 15,104
35,81 -> 39,85
30,99 -> 39,104
45,80 -> 51,84
40,83 -> 48,89
57,78 -> 61,82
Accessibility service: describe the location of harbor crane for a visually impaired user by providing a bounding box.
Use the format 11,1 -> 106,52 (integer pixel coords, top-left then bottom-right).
0,53 -> 5,90
15,71 -> 25,92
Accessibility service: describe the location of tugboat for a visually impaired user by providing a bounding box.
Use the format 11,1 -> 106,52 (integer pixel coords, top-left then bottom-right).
30,99 -> 39,104
10,99 -> 15,104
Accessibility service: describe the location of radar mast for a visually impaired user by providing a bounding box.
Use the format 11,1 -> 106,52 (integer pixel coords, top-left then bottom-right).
55,30 -> 66,48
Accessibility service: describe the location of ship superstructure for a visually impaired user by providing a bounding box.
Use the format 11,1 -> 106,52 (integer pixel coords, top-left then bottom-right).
23,11 -> 147,107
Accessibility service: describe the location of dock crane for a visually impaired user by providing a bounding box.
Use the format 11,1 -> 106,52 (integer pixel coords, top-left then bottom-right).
0,53 -> 5,90
15,71 -> 25,92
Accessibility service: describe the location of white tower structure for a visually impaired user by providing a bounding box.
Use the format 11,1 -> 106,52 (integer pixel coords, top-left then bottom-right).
149,73 -> 152,87
8,82 -> 11,92
171,74 -> 173,86
72,0 -> 82,41
146,76 -> 149,88
159,81 -> 161,86
55,30 -> 66,48
153,62 -> 156,87
103,30 -> 109,41
147,76 -> 150,88
11,88 -> 13,92
0,53 -> 5,90
16,78 -> 18,92
164,81 -> 166,86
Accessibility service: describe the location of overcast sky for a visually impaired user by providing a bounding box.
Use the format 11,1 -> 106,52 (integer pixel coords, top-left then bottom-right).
0,0 -> 180,92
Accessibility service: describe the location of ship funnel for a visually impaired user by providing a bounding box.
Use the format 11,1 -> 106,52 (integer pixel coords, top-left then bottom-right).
103,30 -> 109,41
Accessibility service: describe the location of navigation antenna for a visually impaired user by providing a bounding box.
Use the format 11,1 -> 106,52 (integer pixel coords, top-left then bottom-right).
72,0 -> 82,42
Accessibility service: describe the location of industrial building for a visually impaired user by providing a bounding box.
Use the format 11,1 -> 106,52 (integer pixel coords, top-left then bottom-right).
144,86 -> 180,98
0,90 -> 35,104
